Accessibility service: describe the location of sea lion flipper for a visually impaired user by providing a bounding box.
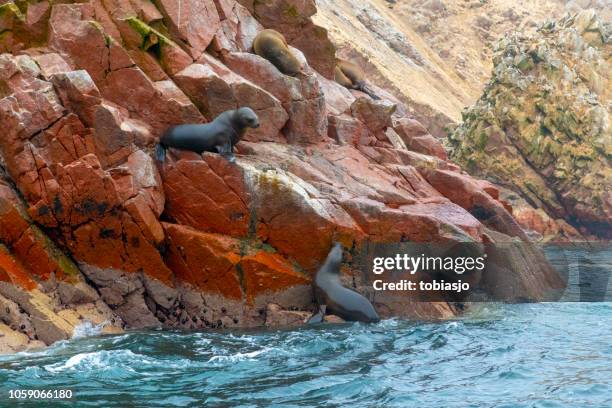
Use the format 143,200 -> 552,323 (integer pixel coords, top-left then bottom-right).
215,138 -> 232,154
155,144 -> 166,162
307,304 -> 327,324
216,139 -> 236,163
306,313 -> 324,324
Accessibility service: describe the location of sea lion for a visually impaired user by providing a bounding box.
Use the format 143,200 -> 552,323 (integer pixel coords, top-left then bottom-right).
308,243 -> 380,324
253,29 -> 302,76
156,107 -> 259,163
335,60 -> 380,100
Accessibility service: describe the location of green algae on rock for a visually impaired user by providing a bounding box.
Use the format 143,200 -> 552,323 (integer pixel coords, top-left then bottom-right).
123,17 -> 192,75
449,11 -> 611,237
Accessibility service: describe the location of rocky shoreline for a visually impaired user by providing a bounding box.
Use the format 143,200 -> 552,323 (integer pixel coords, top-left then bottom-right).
0,0 -> 602,354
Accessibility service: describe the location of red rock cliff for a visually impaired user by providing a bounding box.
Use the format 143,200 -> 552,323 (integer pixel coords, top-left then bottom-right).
0,0 -> 562,352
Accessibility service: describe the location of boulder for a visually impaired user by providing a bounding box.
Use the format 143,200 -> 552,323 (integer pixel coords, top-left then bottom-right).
264,303 -> 309,327
420,168 -> 528,240
209,1 -> 262,53
119,17 -> 193,75
351,96 -> 397,144
393,117 -> 447,160
51,70 -> 102,127
155,0 -> 220,59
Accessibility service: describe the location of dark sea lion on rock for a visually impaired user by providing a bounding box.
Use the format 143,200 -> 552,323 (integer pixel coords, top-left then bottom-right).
308,243 -> 380,324
156,107 -> 259,163
335,60 -> 380,100
253,29 -> 302,76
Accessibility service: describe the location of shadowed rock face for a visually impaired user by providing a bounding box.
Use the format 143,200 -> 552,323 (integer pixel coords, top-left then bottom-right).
449,11 -> 611,238
0,0 -> 563,352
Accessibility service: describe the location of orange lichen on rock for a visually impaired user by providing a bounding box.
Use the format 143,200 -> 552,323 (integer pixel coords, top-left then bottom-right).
0,182 -> 77,282
70,212 -> 174,285
240,251 -> 310,303
0,246 -> 37,291
163,223 -> 243,299
163,223 -> 311,303
12,228 -> 62,281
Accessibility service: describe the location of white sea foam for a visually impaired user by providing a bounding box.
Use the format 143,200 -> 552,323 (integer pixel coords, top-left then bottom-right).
72,320 -> 108,339
45,352 -> 97,372
208,348 -> 269,363
44,350 -> 140,373
446,321 -> 459,329
376,318 -> 399,329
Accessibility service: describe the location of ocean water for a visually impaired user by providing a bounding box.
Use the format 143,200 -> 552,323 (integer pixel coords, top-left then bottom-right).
0,302 -> 610,407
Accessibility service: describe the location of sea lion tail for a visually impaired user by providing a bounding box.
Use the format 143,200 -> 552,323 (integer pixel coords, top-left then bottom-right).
155,144 -> 167,162
360,84 -> 381,100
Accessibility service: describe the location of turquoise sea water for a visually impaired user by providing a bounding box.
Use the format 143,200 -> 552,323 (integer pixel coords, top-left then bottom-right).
0,302 -> 610,407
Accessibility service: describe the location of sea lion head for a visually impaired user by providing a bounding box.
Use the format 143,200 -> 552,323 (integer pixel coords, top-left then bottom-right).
234,107 -> 260,129
326,242 -> 344,273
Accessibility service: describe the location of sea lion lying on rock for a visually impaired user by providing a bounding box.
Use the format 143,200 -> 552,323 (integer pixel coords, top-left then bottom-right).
335,59 -> 380,100
308,243 -> 380,324
253,29 -> 303,76
156,107 -> 259,163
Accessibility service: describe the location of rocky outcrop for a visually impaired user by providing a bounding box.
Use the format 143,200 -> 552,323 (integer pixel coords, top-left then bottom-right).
449,11 -> 611,238
237,0 -> 337,78
0,176 -> 122,353
0,0 -> 564,352
312,0 -> 590,137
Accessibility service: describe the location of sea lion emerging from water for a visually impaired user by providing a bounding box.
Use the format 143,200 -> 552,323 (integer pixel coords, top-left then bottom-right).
156,107 -> 259,163
308,243 -> 380,324
334,60 -> 380,100
253,29 -> 302,76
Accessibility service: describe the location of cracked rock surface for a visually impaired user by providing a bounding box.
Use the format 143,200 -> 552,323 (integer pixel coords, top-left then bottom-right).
0,0 -> 564,352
